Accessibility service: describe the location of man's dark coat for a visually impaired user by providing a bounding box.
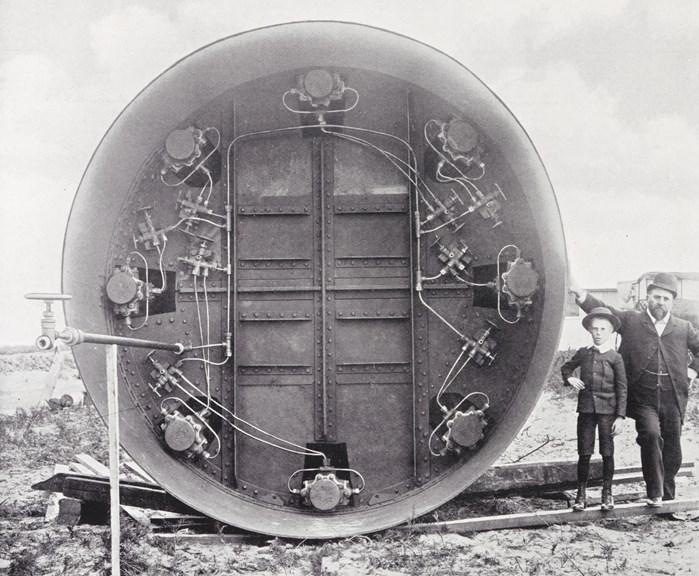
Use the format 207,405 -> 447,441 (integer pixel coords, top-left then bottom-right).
580,294 -> 699,421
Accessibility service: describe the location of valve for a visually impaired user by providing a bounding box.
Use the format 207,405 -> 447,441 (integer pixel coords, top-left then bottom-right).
160,407 -> 211,458
24,293 -> 73,350
177,189 -> 215,232
26,294 -> 186,352
442,406 -> 489,451
474,183 -> 506,228
283,69 -> 358,126
162,126 -> 208,173
292,69 -> 346,109
423,189 -> 466,232
431,391 -> 490,456
145,351 -> 183,397
105,264 -> 149,320
178,235 -> 222,277
288,466 -> 364,511
133,206 -> 168,250
461,320 -> 499,366
440,118 -> 484,170
160,125 -> 221,188
426,118 -> 485,178
432,238 -> 473,278
501,255 -> 539,317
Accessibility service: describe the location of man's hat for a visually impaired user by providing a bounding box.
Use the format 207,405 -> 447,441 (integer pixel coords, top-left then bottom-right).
582,307 -> 620,332
647,272 -> 678,298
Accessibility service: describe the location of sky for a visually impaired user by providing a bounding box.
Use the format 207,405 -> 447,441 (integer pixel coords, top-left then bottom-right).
1,0 -> 698,345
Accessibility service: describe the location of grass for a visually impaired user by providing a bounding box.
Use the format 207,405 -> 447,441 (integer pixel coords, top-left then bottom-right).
0,405 -> 108,469
0,345 -> 43,355
545,349 -> 577,395
1,351 -> 697,576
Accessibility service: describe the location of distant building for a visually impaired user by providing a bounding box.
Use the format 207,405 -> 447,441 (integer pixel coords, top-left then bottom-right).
617,271 -> 699,311
566,288 -> 618,316
559,271 -> 699,349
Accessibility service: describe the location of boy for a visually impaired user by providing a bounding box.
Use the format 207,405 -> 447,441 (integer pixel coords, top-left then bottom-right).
561,307 -> 627,511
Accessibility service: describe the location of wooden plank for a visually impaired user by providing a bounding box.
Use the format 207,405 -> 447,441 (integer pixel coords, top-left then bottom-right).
74,454 -> 110,477
121,505 -> 151,527
400,497 -> 699,534
540,490 -> 647,506
69,462 -> 94,476
33,472 -> 160,493
60,476 -> 197,513
153,533 -> 265,545
119,506 -> 210,528
464,460 -> 694,496
106,344 -> 120,576
123,461 -> 157,485
149,510 -> 208,521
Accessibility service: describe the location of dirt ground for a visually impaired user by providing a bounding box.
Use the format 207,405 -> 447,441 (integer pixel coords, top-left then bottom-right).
1,350 -> 698,576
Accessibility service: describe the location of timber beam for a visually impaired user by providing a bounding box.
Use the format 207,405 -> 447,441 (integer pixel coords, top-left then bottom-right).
399,497 -> 699,533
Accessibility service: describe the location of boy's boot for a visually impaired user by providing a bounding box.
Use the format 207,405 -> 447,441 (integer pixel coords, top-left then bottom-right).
572,484 -> 586,511
601,481 -> 614,511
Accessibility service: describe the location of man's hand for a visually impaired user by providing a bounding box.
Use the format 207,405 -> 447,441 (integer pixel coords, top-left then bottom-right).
567,377 -> 585,390
569,274 -> 585,301
612,416 -> 624,436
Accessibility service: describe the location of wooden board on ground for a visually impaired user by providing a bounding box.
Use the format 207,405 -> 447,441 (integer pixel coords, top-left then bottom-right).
68,462 -> 94,476
464,459 -> 694,496
123,460 -> 157,485
400,497 -> 699,533
74,454 -> 110,477
154,532 -> 267,545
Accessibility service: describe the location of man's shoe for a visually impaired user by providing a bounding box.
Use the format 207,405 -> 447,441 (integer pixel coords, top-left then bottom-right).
601,493 -> 614,511
572,484 -> 586,511
660,512 -> 685,521
646,497 -> 663,508
601,483 -> 614,511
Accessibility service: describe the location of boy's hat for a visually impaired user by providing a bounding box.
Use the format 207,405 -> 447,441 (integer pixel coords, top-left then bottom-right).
647,272 -> 678,298
582,307 -> 620,332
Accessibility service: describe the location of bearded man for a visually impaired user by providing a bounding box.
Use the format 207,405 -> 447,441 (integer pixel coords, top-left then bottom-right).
570,273 -> 699,508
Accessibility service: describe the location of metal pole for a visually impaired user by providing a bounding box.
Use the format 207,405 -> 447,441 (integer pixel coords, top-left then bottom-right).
106,344 -> 120,576
60,328 -> 185,353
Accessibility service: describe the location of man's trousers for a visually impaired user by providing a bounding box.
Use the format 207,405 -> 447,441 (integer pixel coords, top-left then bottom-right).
634,387 -> 683,500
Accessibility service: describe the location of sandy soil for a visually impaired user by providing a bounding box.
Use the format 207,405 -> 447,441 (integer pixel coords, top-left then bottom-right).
0,350 -> 85,415
1,351 -> 698,576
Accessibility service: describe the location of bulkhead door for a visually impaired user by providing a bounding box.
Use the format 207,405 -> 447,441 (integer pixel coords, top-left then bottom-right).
233,119 -> 414,495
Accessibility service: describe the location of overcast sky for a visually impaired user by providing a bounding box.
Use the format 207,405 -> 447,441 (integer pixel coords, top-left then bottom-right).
1,0 -> 697,345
